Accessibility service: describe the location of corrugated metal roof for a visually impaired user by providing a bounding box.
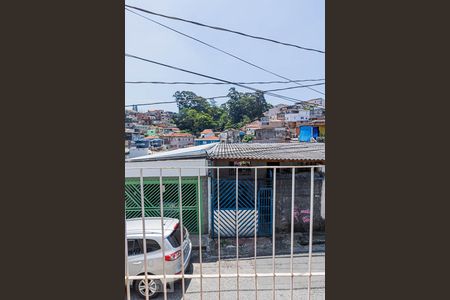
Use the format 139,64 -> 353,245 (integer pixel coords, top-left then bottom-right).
127,142 -> 325,163
206,142 -> 325,162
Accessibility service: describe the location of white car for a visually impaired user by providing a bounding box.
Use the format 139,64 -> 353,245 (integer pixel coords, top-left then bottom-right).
126,217 -> 192,298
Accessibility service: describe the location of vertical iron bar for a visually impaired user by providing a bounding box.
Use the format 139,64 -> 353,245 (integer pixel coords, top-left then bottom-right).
217,169 -> 221,300
236,167 -> 239,299
254,168 -> 258,300
198,168 -> 203,300
159,168 -> 167,300
178,168 -> 186,299
125,210 -> 131,300
307,167 -> 315,300
140,169 -> 149,300
290,168 -> 295,300
272,167 -> 276,300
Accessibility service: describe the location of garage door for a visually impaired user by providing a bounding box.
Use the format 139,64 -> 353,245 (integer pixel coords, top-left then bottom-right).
125,176 -> 201,233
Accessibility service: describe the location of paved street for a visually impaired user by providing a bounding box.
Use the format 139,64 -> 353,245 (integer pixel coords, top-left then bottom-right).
126,251 -> 325,300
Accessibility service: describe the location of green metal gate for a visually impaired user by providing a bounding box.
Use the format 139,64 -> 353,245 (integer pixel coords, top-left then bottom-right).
125,177 -> 201,233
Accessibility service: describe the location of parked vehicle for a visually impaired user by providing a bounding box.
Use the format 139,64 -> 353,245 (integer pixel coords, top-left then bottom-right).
126,217 -> 192,298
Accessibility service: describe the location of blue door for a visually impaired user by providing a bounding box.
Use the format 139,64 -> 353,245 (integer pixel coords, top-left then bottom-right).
313,126 -> 319,139
257,187 -> 273,236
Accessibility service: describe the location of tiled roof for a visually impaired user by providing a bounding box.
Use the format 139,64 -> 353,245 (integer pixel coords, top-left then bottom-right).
201,129 -> 214,134
207,142 -> 325,162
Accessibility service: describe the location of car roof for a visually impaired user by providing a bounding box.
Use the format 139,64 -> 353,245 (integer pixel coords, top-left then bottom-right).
126,217 -> 179,237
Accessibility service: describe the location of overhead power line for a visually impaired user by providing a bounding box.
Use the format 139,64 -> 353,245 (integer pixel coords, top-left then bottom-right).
125,53 -> 321,104
264,82 -> 324,92
125,5 -> 324,54
126,8 -> 325,96
125,82 -> 325,107
125,100 -> 178,108
125,79 -> 325,85
125,54 -> 325,105
126,81 -> 324,90
125,85 -> 324,112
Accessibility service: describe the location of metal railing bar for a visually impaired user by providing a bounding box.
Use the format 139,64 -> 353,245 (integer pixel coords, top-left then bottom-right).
198,168 -> 203,300
217,169 -> 221,300
125,165 -> 324,170
178,168 -> 186,299
159,168 -> 168,300
220,252 -> 325,260
140,169 -> 149,300
272,167 -> 276,300
307,167 -> 315,300
254,168 -> 258,300
290,168 -> 295,300
235,167 -> 240,299
125,212 -> 131,300
128,272 -> 325,280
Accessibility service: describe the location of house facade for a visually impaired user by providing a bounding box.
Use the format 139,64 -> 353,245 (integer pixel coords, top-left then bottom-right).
265,104 -> 288,120
284,110 -> 311,122
125,142 -> 325,238
219,129 -> 243,143
194,136 -> 220,146
160,133 -> 194,149
306,98 -> 325,107
254,127 -> 290,143
200,129 -> 215,138
310,107 -> 325,119
206,143 -> 325,236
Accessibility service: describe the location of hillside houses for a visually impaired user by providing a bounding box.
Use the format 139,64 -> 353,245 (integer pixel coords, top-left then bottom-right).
125,96 -> 325,160
245,98 -> 325,142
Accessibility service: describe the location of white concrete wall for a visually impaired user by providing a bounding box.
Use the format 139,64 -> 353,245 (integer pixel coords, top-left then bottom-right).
128,148 -> 149,159
125,159 -> 209,178
284,110 -> 311,122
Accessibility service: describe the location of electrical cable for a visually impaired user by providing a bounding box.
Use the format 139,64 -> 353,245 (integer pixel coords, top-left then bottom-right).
126,8 -> 325,96
125,5 -> 325,54
125,79 -> 324,85
125,53 -> 323,105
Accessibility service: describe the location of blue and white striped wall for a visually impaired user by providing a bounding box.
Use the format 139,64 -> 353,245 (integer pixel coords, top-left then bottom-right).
213,209 -> 258,237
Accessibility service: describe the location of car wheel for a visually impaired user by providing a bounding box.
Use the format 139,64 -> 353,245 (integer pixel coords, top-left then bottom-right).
134,277 -> 161,299
185,262 -> 194,273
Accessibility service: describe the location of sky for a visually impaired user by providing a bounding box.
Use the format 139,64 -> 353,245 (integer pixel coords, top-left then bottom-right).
125,0 -> 324,112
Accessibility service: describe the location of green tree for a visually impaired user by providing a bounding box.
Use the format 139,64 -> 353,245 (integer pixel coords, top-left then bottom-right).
174,91 -> 211,113
236,115 -> 251,130
225,88 -> 272,125
174,91 -> 231,134
174,108 -> 218,136
242,134 -> 254,143
173,89 -> 272,135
